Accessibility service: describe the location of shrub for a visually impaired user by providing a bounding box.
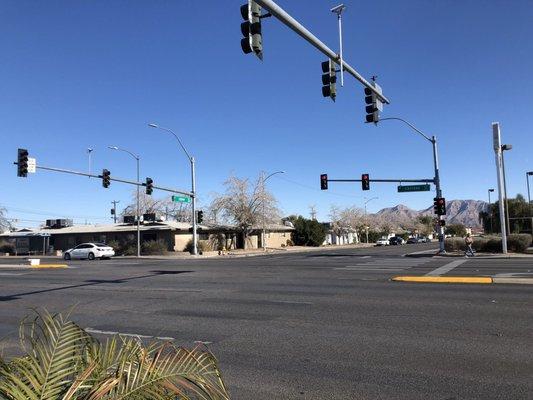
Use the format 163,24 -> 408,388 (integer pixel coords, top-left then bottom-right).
142,239 -> 169,255
444,237 -> 463,252
292,216 -> 326,247
285,238 -> 294,246
184,239 -> 211,254
106,239 -> 137,256
0,241 -> 15,254
507,234 -> 532,252
485,238 -> 503,253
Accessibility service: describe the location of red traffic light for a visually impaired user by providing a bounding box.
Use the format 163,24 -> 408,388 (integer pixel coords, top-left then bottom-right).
320,174 -> 328,190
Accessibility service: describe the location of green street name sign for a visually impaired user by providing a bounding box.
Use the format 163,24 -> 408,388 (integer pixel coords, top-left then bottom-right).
171,195 -> 191,203
397,184 -> 431,193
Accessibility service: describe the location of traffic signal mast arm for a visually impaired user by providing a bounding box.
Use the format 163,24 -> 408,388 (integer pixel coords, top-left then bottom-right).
327,178 -> 435,183
253,0 -> 390,105
16,162 -> 193,197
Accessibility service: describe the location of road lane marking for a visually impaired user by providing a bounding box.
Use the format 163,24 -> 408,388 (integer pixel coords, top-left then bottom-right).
85,327 -> 174,341
392,276 -> 492,284
425,259 -> 468,276
270,300 -> 313,305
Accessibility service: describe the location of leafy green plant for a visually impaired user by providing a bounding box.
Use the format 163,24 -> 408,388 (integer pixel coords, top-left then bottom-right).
0,309 -> 230,399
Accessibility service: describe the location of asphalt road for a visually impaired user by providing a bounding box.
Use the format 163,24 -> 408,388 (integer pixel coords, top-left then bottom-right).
1,244 -> 532,399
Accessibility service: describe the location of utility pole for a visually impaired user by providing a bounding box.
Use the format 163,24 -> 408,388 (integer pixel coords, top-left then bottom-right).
309,205 -> 317,220
111,200 -> 120,223
492,123 -> 508,254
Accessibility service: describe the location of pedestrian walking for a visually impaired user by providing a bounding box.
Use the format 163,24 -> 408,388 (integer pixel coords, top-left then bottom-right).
464,234 -> 475,257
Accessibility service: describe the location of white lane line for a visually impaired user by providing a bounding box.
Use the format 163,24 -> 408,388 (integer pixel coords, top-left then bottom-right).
270,300 -> 313,305
335,267 -> 407,271
85,327 -> 174,341
0,272 -> 32,276
425,259 -> 468,276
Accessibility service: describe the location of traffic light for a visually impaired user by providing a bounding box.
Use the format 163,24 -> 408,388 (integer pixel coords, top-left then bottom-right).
361,174 -> 370,191
197,210 -> 204,224
17,148 -> 29,177
364,81 -> 383,124
320,174 -> 328,190
240,1 -> 263,60
102,169 -> 111,188
145,177 -> 153,195
433,197 -> 446,216
321,59 -> 336,101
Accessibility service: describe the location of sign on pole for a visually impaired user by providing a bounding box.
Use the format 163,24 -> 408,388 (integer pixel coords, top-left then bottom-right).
27,157 -> 36,173
172,195 -> 191,203
397,184 -> 430,193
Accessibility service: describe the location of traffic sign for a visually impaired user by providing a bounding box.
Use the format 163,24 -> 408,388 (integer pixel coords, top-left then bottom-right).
27,157 -> 36,173
397,184 -> 430,193
172,195 -> 191,203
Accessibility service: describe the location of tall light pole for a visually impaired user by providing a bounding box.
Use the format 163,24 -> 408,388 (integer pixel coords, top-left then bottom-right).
262,170 -> 284,250
492,123 -> 507,254
148,123 -> 198,255
363,197 -> 378,243
378,117 -> 446,253
501,144 -> 512,233
87,148 -> 93,177
488,188 -> 494,234
109,146 -> 141,258
527,171 -> 533,233
526,171 -> 533,208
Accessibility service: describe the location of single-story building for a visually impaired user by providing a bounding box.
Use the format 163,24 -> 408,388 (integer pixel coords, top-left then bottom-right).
0,221 -> 295,254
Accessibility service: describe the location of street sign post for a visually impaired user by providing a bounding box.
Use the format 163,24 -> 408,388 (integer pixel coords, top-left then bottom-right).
172,195 -> 191,203
397,184 -> 430,193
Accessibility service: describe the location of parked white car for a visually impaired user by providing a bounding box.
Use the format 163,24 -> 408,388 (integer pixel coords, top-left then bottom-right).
63,243 -> 115,260
375,238 -> 389,246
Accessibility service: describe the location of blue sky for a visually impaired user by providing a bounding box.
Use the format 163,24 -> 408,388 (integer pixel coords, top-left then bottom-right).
2,1 -> 532,227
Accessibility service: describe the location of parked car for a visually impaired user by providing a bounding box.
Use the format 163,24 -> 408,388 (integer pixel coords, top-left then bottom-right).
63,243 -> 115,260
375,238 -> 389,246
389,236 -> 405,245
419,236 -> 431,243
406,237 -> 420,244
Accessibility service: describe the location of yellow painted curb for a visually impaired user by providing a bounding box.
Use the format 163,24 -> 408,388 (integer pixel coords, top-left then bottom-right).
31,264 -> 68,269
392,276 -> 493,284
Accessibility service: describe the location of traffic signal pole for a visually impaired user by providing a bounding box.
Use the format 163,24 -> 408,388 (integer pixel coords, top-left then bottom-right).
378,117 -> 446,253
252,0 -> 389,105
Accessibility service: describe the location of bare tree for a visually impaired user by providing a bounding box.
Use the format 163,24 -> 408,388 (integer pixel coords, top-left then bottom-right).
0,206 -> 12,233
209,175 -> 280,247
329,205 -> 363,242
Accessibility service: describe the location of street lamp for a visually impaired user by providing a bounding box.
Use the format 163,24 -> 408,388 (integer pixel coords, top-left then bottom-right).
148,123 -> 198,255
527,171 -> 533,206
363,197 -> 378,243
87,148 -> 93,177
377,117 -> 446,254
108,146 -> 141,258
262,171 -> 285,250
501,144 -> 512,233
488,188 -> 495,233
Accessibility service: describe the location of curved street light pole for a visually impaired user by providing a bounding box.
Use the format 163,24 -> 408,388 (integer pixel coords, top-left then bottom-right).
364,197 -> 378,243
378,117 -> 445,254
148,124 -> 197,255
262,171 -> 285,250
108,146 -> 141,258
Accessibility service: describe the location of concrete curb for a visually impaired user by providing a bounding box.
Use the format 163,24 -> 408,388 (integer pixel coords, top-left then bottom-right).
392,276 -> 533,285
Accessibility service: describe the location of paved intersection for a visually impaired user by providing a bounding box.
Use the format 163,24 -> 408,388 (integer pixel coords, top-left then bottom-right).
0,244 -> 532,399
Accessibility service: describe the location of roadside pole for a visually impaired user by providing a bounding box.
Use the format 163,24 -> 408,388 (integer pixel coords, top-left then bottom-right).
492,122 -> 508,254
191,157 -> 198,256
431,136 -> 446,253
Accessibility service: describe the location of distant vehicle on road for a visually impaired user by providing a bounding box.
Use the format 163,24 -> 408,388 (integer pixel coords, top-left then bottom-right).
375,238 -> 389,246
418,236 -> 432,243
406,237 -> 420,244
389,236 -> 405,245
63,243 -> 115,260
